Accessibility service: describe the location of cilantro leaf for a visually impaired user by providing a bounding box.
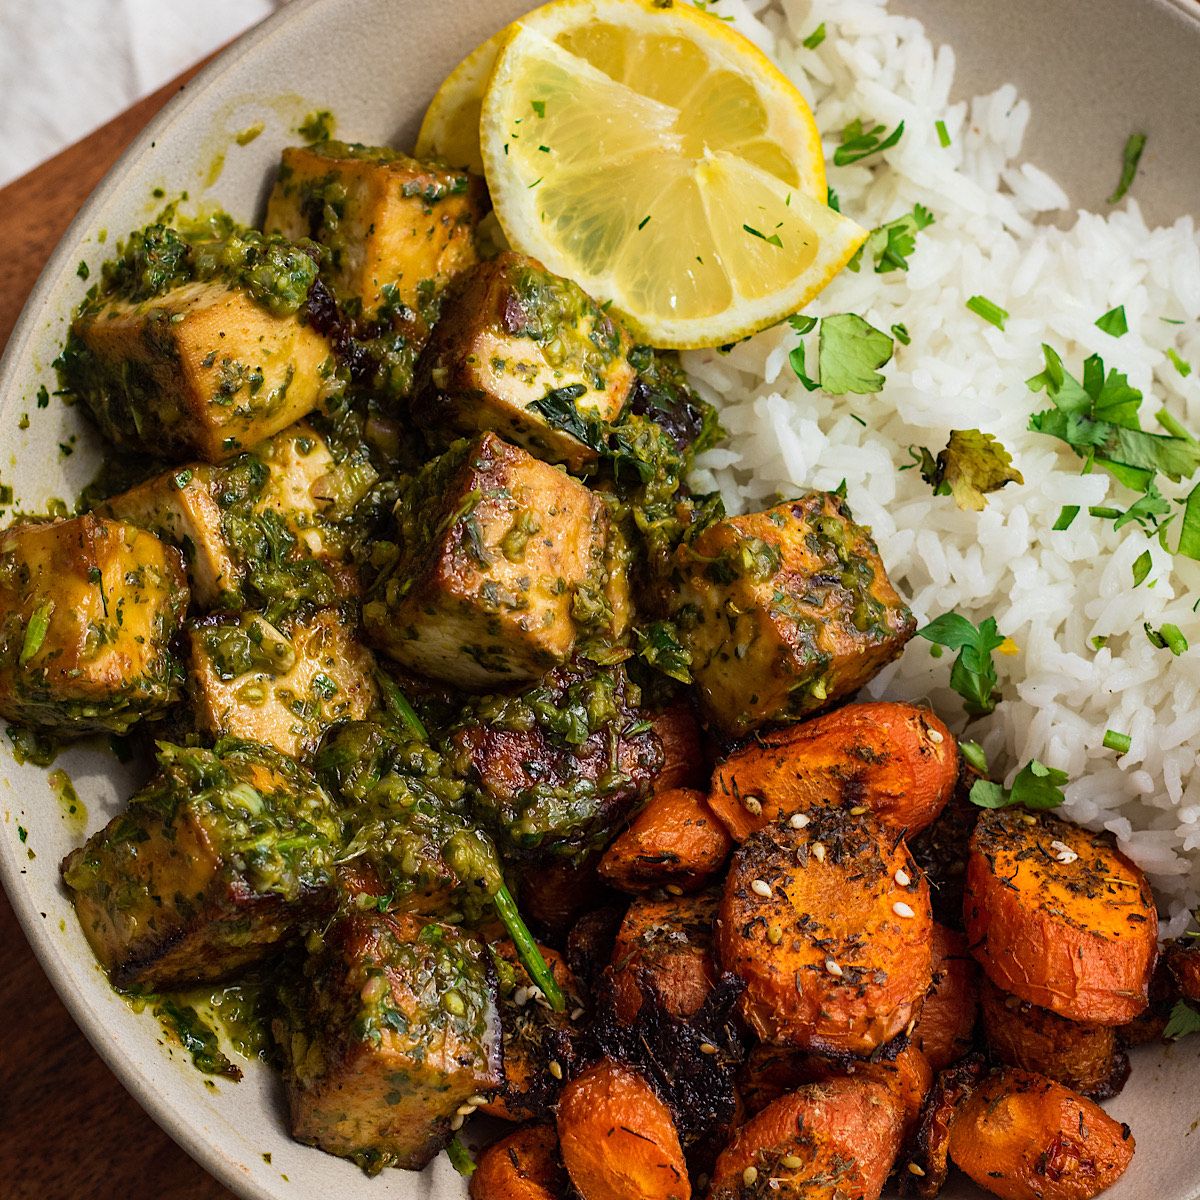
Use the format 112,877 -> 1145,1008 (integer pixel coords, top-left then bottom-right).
802,22 -> 826,49
916,429 -> 1023,511
1164,999 -> 1200,1041
834,118 -> 905,167
968,759 -> 1068,811
1095,305 -> 1128,337
1028,344 -> 1200,483
818,314 -> 893,394
1176,481 -> 1200,561
850,204 -> 935,274
917,612 -> 1006,716
786,314 -> 819,391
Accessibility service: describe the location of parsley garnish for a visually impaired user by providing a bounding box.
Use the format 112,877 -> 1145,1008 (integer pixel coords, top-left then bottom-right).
849,204 -> 934,273
826,186 -> 840,212
935,119 -> 951,147
1131,548 -> 1152,587
787,313 -> 894,395
802,22 -> 826,48
1102,730 -> 1132,753
1145,622 -> 1188,655
638,214 -> 652,230
905,430 -> 1023,511
966,295 -> 1008,330
834,118 -> 905,166
891,323 -> 911,345
959,740 -> 988,774
744,224 -> 782,247
1095,305 -> 1128,337
1107,132 -> 1146,205
969,759 -> 1068,810
1164,1000 -> 1200,1041
1167,348 -> 1193,378
917,612 -> 1006,717
1052,506 -> 1080,530
531,99 -> 546,118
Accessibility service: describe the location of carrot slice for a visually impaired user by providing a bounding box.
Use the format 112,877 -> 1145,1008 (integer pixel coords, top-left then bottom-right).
964,808 -> 1158,1024
708,702 -> 957,841
914,923 -> 979,1071
471,1124 -> 567,1200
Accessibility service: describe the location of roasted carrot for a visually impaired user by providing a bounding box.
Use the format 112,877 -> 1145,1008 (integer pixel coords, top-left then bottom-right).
914,922 -> 979,1071
964,808 -> 1158,1024
707,701 -> 957,842
707,1076 -> 905,1200
738,1042 -> 931,1137
717,806 -> 932,1055
650,701 -> 708,792
909,785 -> 980,928
471,1124 -> 568,1200
556,1058 -> 689,1200
948,1068 -> 1135,1200
598,788 -> 732,893
979,976 -> 1129,1100
607,889 -> 718,1025
515,854 -> 607,938
904,1054 -> 988,1198
480,942 -> 583,1121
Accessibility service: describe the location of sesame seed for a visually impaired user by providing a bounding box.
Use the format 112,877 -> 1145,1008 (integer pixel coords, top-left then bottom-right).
665,883 -> 684,896
751,878 -> 772,898
742,795 -> 763,816
894,868 -> 911,886
781,1155 -> 803,1169
812,842 -> 826,863
928,728 -> 944,745
450,1115 -> 464,1131
767,923 -> 783,945
893,901 -> 916,919
570,1007 -> 585,1021
700,1042 -> 718,1055
743,1167 -> 759,1186
907,1162 -> 927,1177
1021,813 -> 1037,826
467,1094 -> 488,1107
825,957 -> 843,977
514,986 -> 530,1007
1050,839 -> 1079,864
789,812 -> 810,829
548,1060 -> 563,1080
849,805 -> 868,815
456,1103 -> 477,1117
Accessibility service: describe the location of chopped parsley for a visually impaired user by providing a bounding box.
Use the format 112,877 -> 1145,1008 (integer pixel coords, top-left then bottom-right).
849,204 -> 934,273
905,429 -> 1023,511
969,759 -> 1068,811
1167,348 -> 1192,378
1107,132 -> 1146,205
787,312 -> 894,395
959,739 -> 988,774
1165,1000 -> 1200,1040
1102,729 -> 1132,753
1052,505 -> 1080,530
531,99 -> 546,118
76,261 -> 89,280
638,214 -> 652,230
916,611 -> 1006,717
802,22 -> 826,49
744,224 -> 782,247
966,294 -> 1008,330
891,322 -> 911,345
1145,622 -> 1188,655
826,186 -> 840,212
1131,548 -> 1152,587
833,117 -> 905,167
935,119 -> 951,147
1095,305 -> 1128,337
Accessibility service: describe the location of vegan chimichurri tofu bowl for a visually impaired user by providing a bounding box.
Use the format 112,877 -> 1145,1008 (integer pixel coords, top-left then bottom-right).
3,1 -> 1200,1199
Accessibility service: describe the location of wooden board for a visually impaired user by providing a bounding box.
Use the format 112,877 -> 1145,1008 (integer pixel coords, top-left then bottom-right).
0,58 -> 237,1200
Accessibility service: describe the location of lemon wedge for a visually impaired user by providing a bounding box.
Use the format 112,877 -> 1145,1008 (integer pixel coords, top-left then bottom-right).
477,0 -> 866,348
415,28 -> 509,175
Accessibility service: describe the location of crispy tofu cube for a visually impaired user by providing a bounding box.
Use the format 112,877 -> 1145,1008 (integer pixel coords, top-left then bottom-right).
412,252 -> 636,470
363,432 -> 616,688
188,608 -> 378,760
670,492 -> 915,735
67,279 -> 333,463
265,141 -> 485,317
100,420 -> 375,609
60,740 -> 341,989
276,911 -> 501,1173
0,514 -> 187,733
450,662 -> 663,858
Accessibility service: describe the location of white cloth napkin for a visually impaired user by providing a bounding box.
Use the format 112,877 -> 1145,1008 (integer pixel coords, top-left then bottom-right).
0,0 -> 287,187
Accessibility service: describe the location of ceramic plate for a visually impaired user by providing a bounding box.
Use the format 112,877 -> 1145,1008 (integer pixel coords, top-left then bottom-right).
2,0 -> 1199,1196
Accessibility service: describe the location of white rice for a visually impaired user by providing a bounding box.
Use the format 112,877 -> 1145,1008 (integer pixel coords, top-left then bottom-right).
683,0 -> 1200,931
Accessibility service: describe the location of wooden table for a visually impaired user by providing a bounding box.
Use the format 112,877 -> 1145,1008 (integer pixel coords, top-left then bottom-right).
0,60 -> 237,1200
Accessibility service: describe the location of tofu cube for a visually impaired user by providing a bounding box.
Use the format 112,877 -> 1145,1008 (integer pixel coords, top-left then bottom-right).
670,492 -> 915,735
412,252 -> 636,471
265,141 -> 485,317
363,432 -> 616,688
276,911 -> 501,1172
0,514 -> 188,734
60,739 -> 341,989
68,279 -> 334,463
100,420 -> 375,609
188,608 -> 378,760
